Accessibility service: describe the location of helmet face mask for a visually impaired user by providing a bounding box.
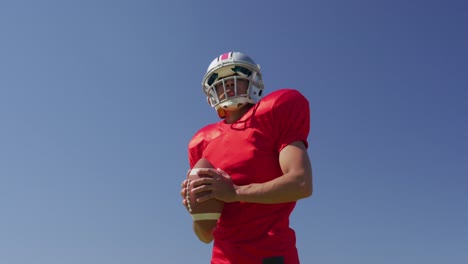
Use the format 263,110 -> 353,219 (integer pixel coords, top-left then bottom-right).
207,75 -> 251,110
202,52 -> 264,118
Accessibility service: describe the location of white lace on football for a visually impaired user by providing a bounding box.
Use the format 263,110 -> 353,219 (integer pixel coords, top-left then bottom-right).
186,179 -> 192,213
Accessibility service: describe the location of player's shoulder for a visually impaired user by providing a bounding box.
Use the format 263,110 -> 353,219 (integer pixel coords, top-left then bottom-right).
188,122 -> 222,149
260,88 -> 309,109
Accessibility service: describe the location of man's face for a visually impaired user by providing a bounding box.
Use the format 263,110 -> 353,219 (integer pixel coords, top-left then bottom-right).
215,77 -> 249,101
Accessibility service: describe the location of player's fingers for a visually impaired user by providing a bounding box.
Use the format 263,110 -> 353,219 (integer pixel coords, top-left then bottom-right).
196,192 -> 214,203
181,179 -> 188,189
191,178 -> 214,187
192,183 -> 215,194
216,168 -> 231,179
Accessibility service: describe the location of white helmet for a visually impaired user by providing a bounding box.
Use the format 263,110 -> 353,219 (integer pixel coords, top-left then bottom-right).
202,52 -> 264,118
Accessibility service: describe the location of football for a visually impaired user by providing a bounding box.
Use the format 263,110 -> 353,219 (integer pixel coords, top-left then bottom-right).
186,158 -> 224,226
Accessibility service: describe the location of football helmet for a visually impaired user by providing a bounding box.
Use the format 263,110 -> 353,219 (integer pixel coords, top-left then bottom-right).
202,52 -> 264,118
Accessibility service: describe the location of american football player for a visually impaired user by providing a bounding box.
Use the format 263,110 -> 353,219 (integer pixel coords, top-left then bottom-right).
181,51 -> 313,264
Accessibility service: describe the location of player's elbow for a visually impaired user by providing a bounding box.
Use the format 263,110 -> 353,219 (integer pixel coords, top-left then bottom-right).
302,182 -> 313,198
298,182 -> 312,199
296,171 -> 313,199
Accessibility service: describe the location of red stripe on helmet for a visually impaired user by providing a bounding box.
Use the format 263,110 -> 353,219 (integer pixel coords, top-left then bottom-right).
220,52 -> 230,60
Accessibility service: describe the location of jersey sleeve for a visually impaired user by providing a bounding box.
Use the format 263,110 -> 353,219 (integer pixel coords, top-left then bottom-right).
187,123 -> 219,168
271,89 -> 310,152
188,136 -> 203,168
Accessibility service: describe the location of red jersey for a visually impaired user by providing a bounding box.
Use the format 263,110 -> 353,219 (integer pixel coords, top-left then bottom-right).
188,89 -> 310,264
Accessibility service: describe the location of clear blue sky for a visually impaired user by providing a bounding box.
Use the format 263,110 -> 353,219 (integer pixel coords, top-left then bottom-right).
1,0 -> 467,263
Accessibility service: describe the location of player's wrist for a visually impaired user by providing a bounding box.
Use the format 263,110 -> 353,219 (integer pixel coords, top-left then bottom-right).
234,185 -> 245,202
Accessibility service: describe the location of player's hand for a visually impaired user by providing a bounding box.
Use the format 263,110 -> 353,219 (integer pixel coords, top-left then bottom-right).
191,168 -> 238,203
180,170 -> 191,212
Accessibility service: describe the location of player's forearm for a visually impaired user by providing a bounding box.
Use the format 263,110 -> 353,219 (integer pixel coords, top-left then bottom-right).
193,222 -> 214,244
235,171 -> 312,204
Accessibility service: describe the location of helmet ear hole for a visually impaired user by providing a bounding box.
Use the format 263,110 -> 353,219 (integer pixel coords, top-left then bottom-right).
258,90 -> 263,96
